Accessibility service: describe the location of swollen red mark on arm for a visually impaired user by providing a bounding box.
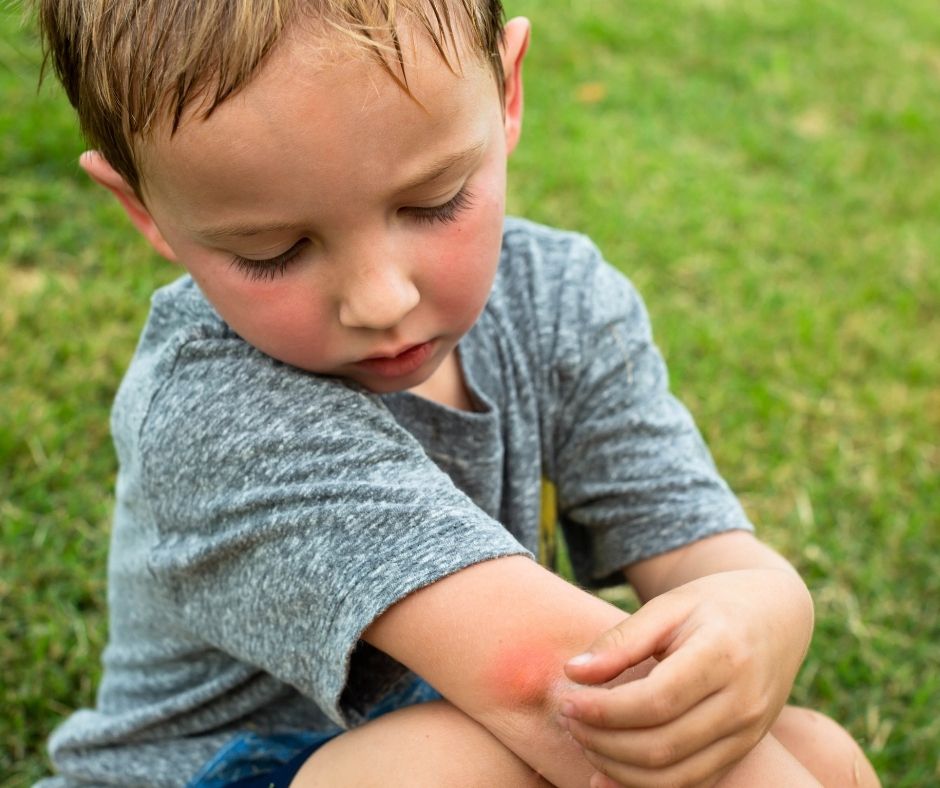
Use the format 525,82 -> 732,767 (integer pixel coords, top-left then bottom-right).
484,639 -> 568,709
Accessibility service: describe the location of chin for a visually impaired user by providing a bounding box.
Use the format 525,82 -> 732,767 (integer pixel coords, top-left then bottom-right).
360,373 -> 431,395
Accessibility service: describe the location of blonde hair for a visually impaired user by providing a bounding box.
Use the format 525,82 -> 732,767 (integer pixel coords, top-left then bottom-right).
37,0 -> 506,197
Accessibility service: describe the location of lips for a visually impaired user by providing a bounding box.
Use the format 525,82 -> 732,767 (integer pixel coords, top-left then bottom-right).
354,340 -> 435,379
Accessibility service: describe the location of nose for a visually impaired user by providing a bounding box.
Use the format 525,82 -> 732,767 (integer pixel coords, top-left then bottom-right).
337,256 -> 420,331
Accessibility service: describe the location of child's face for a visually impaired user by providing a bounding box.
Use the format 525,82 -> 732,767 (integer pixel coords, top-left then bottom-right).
88,20 -> 528,395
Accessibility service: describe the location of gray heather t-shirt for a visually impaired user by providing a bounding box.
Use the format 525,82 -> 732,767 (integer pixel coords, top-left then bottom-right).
40,218 -> 752,786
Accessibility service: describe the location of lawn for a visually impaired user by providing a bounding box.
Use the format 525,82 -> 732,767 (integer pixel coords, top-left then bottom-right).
2,0 -> 938,785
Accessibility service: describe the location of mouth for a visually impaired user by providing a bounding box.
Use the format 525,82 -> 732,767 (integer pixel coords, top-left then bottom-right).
354,340 -> 436,379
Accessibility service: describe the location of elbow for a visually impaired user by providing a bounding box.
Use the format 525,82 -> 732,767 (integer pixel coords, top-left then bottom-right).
474,637 -> 599,788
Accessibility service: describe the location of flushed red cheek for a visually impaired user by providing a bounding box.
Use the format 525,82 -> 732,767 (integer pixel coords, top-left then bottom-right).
206,284 -> 333,368
430,244 -> 501,317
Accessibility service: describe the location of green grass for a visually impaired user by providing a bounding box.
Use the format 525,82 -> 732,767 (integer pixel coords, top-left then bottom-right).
3,0 -> 938,784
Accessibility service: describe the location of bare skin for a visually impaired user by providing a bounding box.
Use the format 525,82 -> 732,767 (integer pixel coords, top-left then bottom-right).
772,706 -> 881,788
291,700 -> 552,788
290,701 -> 877,787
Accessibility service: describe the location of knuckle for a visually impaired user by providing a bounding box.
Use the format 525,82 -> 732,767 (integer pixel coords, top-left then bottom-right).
738,687 -> 773,730
596,626 -> 628,656
660,777 -> 685,788
608,624 -> 630,649
584,700 -> 611,728
676,770 -> 709,788
582,748 -> 608,774
643,739 -> 679,768
739,698 -> 766,730
571,723 -> 596,751
647,688 -> 679,721
722,636 -> 752,673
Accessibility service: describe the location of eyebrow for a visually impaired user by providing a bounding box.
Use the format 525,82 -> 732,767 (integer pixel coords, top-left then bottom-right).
396,139 -> 487,194
192,140 -> 487,242
197,219 -> 300,242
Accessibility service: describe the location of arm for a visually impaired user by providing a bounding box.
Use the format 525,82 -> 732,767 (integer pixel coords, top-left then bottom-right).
363,554 -> 644,788
626,528 -> 812,605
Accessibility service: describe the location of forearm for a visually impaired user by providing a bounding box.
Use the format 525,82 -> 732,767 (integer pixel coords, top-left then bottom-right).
479,700 -> 598,788
364,556 -> 647,788
476,624 -> 657,788
629,531 -> 811,609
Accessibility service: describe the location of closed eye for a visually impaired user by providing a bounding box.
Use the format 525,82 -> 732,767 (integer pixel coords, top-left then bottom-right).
405,187 -> 475,225
229,239 -> 309,282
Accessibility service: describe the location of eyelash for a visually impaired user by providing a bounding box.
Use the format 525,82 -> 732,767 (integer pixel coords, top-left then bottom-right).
228,188 -> 475,281
229,240 -> 309,282
407,187 -> 476,225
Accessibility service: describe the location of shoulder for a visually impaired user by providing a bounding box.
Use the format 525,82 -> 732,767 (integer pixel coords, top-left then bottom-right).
119,274 -> 232,389
500,217 -> 603,282
491,218 -> 651,361
491,217 -> 600,325
497,217 -> 641,314
112,276 -> 398,471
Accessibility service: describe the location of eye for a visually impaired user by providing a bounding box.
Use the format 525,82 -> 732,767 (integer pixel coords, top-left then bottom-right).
229,239 -> 309,282
406,187 -> 475,225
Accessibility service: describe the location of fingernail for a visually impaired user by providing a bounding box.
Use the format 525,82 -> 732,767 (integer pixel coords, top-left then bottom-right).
567,652 -> 594,666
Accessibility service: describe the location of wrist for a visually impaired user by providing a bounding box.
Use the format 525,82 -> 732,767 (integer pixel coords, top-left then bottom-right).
722,566 -> 815,664
772,565 -> 815,655
675,567 -> 815,661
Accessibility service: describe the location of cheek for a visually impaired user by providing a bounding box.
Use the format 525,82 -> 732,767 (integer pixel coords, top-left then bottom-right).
194,272 -> 331,363
428,195 -> 504,307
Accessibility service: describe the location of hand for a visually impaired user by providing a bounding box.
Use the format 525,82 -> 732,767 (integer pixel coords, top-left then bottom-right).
559,569 -> 814,788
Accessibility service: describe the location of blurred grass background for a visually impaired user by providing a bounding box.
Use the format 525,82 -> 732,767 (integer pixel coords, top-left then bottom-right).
2,0 -> 938,784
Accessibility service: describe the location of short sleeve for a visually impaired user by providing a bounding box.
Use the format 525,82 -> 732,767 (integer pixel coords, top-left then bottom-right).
138,341 -> 529,727
549,240 -> 753,588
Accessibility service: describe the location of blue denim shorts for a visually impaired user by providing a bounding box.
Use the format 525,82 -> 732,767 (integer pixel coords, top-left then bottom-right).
187,678 -> 442,787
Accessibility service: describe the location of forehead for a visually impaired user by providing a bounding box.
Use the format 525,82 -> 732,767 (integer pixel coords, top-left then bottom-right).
137,20 -> 499,213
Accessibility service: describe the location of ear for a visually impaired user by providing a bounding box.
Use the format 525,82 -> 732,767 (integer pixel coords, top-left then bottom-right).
500,17 -> 530,156
79,151 -> 178,261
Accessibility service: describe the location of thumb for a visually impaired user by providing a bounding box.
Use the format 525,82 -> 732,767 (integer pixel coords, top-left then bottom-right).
564,604 -> 673,685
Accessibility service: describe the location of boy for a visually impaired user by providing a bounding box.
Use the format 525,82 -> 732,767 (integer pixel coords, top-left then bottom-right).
35,1 -> 878,786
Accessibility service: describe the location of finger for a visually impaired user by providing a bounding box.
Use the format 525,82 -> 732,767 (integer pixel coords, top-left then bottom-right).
579,729 -> 747,788
587,770 -> 722,788
564,598 -> 687,685
564,689 -> 744,769
589,772 -> 623,788
563,641 -> 729,728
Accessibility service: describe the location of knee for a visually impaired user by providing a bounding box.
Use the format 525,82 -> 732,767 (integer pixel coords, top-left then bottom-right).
772,706 -> 880,788
290,700 -> 550,788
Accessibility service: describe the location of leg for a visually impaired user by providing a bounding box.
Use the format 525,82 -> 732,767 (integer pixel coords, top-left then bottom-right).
290,699 -> 550,787
716,704 -> 880,788
716,706 -> 880,788
716,732 -> 822,787
771,705 -> 881,788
